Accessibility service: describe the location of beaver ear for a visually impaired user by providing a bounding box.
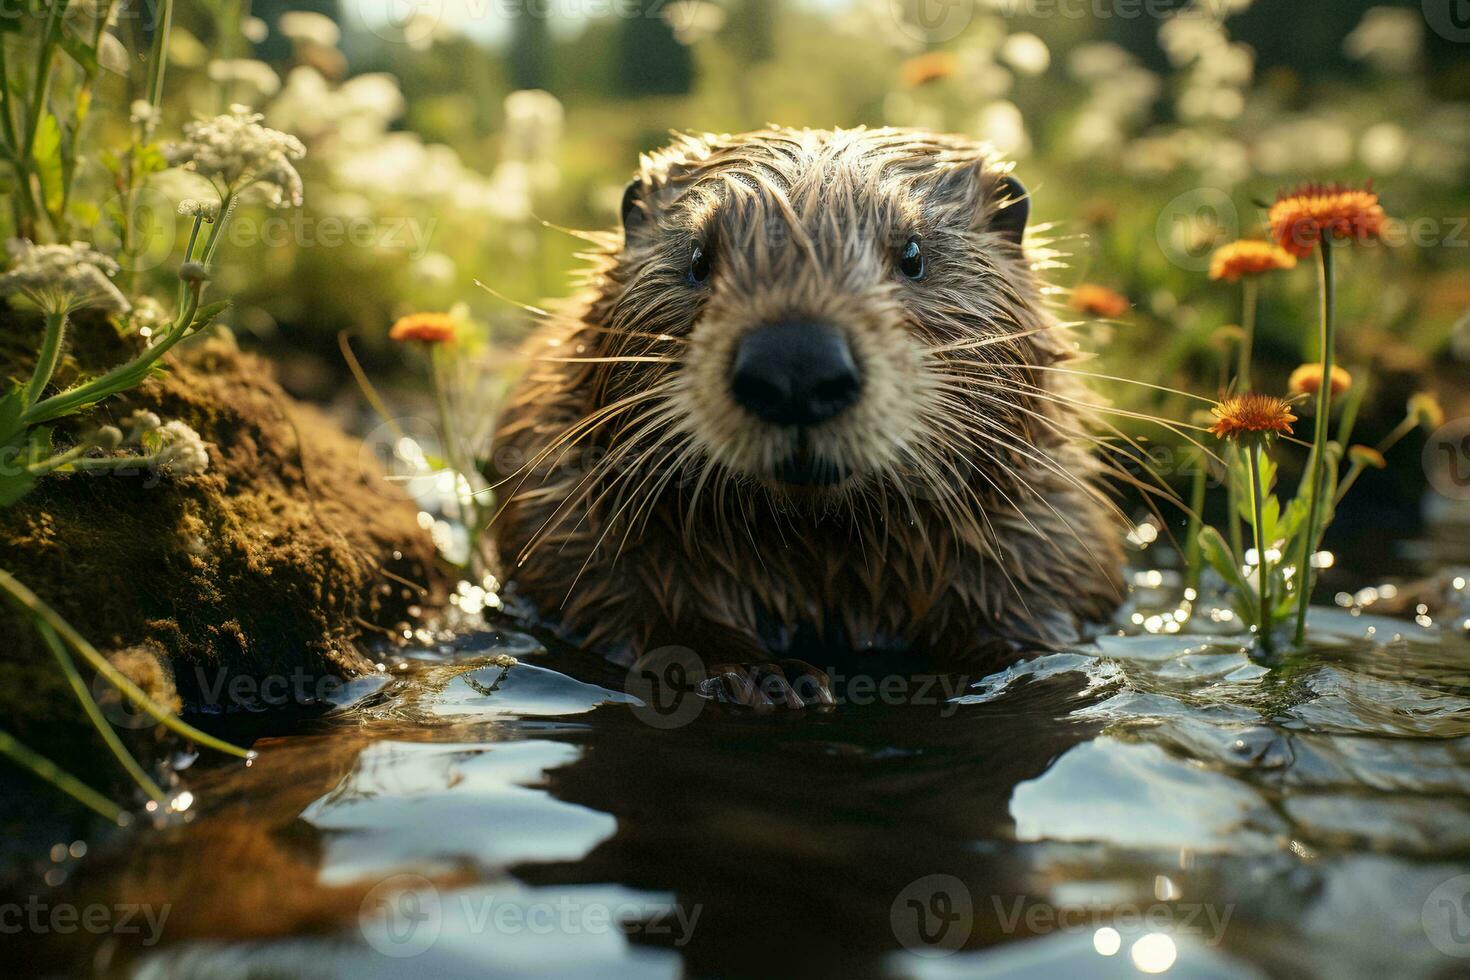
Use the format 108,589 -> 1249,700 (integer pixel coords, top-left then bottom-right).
989,173 -> 1029,246
621,179 -> 652,238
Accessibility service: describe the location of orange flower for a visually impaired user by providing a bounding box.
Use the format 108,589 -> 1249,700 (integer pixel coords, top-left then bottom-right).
1288,363 -> 1352,397
900,52 -> 958,88
1208,393 -> 1297,442
390,312 -> 457,344
1208,240 -> 1297,282
1069,284 -> 1129,318
1267,182 -> 1387,257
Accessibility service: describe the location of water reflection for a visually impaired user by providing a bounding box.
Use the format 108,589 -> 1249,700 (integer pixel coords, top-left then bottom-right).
10,602 -> 1470,978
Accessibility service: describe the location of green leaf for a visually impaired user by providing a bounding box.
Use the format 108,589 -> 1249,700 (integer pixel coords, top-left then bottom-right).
58,29 -> 99,76
30,113 -> 63,214
1199,526 -> 1250,603
189,300 -> 231,330
0,388 -> 23,446
0,468 -> 37,507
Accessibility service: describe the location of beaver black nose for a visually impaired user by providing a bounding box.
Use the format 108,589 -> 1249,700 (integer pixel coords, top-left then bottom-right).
730,321 -> 862,427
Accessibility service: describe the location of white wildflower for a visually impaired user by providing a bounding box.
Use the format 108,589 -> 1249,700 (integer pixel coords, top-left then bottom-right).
178,198 -> 221,222
153,421 -> 210,476
278,11 -> 340,48
94,426 -> 123,450
130,100 -> 160,126
242,16 -> 268,44
164,106 -> 306,209
121,410 -> 162,442
1344,7 -> 1422,74
206,59 -> 281,100
0,239 -> 130,316
502,89 -> 564,164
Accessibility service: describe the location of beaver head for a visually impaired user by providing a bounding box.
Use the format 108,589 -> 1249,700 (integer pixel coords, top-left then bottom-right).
584,127 -> 1076,504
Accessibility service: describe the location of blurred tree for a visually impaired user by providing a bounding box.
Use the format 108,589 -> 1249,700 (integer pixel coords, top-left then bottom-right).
508,5 -> 554,91
724,0 -> 777,64
613,12 -> 694,97
251,0 -> 340,63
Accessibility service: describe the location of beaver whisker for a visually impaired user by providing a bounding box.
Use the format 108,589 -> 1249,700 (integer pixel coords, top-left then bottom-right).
534,355 -> 682,365
923,409 -> 1124,589
923,327 -> 1054,355
930,388 -> 1131,527
932,376 -> 1188,513
520,404 -> 687,563
502,393 -> 684,558
486,380 -> 678,494
944,366 -> 1218,460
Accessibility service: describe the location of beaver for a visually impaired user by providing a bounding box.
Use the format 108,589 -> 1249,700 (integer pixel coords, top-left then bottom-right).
490,127 -> 1125,705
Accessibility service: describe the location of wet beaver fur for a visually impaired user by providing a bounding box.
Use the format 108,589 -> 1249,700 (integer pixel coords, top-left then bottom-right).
492,128 -> 1124,699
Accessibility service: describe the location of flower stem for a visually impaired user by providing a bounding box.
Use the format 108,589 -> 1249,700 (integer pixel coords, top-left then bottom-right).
24,310 -> 67,409
0,730 -> 127,824
1236,277 -> 1258,390
0,568 -> 254,760
143,0 -> 174,137
21,0 -> 70,163
1247,442 -> 1272,655
1293,238 -> 1336,646
1184,446 -> 1207,596
39,621 -> 168,807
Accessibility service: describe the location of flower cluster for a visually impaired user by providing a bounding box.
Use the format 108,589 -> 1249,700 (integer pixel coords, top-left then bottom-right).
151,420 -> 210,476
164,106 -> 306,208
1208,240 -> 1296,282
0,239 -> 130,316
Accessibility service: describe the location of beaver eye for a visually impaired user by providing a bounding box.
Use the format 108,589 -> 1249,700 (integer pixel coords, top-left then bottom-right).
899,236 -> 924,280
688,243 -> 711,284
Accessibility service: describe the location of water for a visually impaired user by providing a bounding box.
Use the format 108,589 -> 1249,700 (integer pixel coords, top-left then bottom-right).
15,567 -> 1470,979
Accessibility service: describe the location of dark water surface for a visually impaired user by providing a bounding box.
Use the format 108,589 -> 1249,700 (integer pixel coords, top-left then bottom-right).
12,546 -> 1470,978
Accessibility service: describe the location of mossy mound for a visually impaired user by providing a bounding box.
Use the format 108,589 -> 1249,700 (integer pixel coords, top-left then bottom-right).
0,316 -> 443,734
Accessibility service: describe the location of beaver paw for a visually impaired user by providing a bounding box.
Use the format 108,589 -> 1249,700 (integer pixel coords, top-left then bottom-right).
700,660 -> 835,710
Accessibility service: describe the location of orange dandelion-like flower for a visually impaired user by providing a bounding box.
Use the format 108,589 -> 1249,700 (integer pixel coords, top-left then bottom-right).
1208,240 -> 1297,282
1268,182 -> 1387,258
1069,283 -> 1129,318
900,52 -> 958,88
1209,393 -> 1297,442
1288,363 -> 1352,398
390,312 -> 457,344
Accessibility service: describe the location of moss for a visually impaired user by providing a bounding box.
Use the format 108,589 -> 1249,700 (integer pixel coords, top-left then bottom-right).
0,312 -> 444,738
